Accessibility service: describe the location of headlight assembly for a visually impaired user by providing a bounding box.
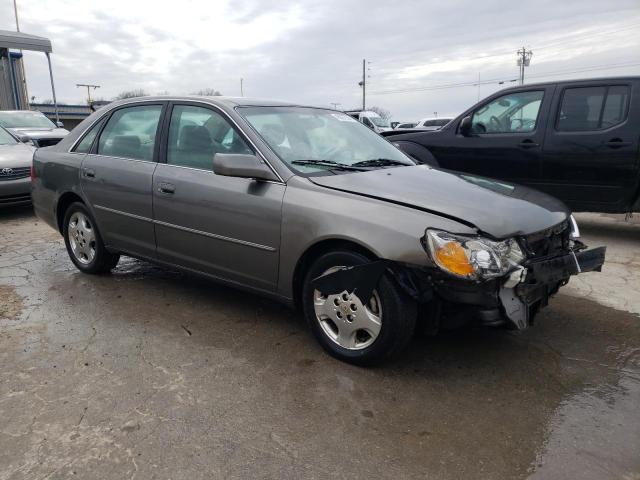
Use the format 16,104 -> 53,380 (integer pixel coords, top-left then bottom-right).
424,229 -> 525,280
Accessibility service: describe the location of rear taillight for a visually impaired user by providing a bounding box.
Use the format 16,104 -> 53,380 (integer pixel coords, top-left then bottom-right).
30,164 -> 36,181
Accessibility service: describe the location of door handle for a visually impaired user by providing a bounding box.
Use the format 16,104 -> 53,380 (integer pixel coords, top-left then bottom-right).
82,168 -> 95,178
518,140 -> 539,149
604,139 -> 631,148
158,183 -> 175,194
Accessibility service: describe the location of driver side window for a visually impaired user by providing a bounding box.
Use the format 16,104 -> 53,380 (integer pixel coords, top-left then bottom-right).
471,90 -> 544,134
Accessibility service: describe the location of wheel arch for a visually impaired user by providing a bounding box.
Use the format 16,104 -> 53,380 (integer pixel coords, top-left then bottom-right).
55,191 -> 85,233
291,238 -> 379,311
391,140 -> 439,167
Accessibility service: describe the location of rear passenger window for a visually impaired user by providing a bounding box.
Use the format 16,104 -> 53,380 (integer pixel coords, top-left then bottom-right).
73,117 -> 106,153
557,86 -> 629,131
97,105 -> 162,161
167,105 -> 253,171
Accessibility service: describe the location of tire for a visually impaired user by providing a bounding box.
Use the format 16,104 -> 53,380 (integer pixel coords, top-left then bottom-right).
62,202 -> 120,274
302,250 -> 417,366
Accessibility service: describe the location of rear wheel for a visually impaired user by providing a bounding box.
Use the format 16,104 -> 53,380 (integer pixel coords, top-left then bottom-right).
63,202 -> 120,274
302,250 -> 416,366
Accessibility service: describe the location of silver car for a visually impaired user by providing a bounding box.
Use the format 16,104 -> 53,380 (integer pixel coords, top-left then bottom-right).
0,126 -> 34,206
0,110 -> 69,147
32,96 -> 605,365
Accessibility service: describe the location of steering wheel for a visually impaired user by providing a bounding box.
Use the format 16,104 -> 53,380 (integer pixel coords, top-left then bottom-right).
489,115 -> 502,131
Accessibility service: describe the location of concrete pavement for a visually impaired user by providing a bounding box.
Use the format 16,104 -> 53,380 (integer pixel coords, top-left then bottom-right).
0,207 -> 638,479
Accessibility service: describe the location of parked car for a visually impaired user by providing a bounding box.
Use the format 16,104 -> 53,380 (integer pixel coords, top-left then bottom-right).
32,96 -> 605,365
0,125 -> 34,206
384,77 -> 640,213
0,110 -> 69,147
395,122 -> 418,129
414,117 -> 453,130
344,110 -> 393,133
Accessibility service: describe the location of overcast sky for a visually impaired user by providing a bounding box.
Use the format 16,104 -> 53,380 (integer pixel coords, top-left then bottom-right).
1,0 -> 639,120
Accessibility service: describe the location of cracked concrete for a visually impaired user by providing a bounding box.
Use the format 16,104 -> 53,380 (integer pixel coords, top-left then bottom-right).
0,206 -> 639,479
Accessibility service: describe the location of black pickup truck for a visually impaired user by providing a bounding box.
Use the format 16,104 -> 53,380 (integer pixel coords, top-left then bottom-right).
384,77 -> 640,213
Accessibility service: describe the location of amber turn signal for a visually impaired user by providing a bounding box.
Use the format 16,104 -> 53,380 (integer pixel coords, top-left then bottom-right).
434,241 -> 474,276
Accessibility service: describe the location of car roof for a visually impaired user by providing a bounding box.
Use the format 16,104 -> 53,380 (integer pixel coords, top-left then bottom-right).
108,95 -> 322,109
497,75 -> 640,91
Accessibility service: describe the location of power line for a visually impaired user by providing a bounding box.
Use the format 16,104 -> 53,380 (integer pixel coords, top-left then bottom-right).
368,61 -> 640,96
373,20 -> 640,73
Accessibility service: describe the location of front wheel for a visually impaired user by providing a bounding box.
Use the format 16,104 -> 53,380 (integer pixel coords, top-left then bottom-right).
62,202 -> 120,274
302,250 -> 417,366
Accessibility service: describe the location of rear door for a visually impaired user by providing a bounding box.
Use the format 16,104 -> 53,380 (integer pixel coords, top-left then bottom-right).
540,80 -> 640,212
152,102 -> 285,292
430,86 -> 554,185
81,102 -> 165,258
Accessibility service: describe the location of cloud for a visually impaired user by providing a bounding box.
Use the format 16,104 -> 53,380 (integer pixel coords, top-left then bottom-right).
1,0 -> 638,119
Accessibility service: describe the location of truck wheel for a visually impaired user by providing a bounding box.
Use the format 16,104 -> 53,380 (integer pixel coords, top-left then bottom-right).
62,202 -> 120,274
302,250 -> 417,366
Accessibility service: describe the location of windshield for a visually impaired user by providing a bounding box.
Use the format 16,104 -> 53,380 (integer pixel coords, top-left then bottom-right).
369,116 -> 390,127
0,127 -> 18,145
0,111 -> 56,129
238,107 -> 414,174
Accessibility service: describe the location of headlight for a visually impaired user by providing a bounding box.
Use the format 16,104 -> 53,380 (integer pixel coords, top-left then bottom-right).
424,229 -> 525,280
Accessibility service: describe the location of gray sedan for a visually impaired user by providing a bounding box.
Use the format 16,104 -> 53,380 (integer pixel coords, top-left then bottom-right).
0,126 -> 34,206
31,96 -> 605,365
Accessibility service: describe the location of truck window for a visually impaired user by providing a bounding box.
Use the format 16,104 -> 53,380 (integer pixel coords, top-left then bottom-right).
557,85 -> 630,131
471,90 -> 544,134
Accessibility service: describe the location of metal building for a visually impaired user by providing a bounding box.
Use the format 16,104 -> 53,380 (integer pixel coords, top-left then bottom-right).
0,30 -> 59,122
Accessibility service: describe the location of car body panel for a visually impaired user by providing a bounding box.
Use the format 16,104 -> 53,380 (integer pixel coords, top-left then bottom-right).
152,163 -> 286,291
81,153 -> 158,258
308,165 -> 569,239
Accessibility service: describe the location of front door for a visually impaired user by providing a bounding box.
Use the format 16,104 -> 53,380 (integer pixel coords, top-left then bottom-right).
81,103 -> 165,258
152,103 -> 285,292
432,88 -> 553,186
540,81 -> 640,212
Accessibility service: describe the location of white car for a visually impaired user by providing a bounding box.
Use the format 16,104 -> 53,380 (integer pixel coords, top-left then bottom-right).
414,117 -> 453,130
394,122 -> 417,129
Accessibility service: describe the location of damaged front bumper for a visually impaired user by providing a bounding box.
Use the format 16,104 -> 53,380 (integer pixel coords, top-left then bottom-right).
498,246 -> 606,329
312,246 -> 606,332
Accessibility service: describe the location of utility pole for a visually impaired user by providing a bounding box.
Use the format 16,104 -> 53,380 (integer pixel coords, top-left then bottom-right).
516,47 -> 533,85
76,84 -> 100,106
240,78 -> 244,96
330,102 -> 341,110
358,58 -> 366,111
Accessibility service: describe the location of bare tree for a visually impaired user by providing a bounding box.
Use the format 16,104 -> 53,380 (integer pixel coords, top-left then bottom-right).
192,88 -> 222,96
369,106 -> 391,119
113,89 -> 149,100
40,99 -> 66,105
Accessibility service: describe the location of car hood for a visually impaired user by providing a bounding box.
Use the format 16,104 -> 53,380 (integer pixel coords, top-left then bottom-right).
8,127 -> 69,139
308,165 -> 570,238
0,142 -> 34,168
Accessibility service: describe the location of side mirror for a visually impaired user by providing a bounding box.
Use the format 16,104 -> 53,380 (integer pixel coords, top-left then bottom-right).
56,121 -> 64,128
459,115 -> 473,137
213,153 -> 279,182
